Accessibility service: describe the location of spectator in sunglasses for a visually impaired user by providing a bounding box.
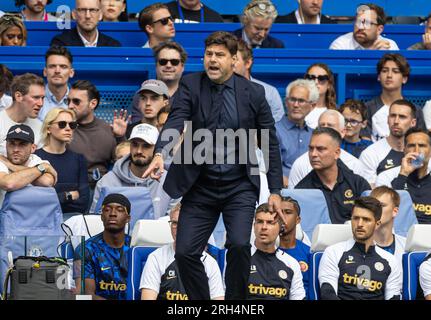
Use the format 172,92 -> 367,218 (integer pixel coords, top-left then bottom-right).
51,0 -> 121,47
0,14 -> 27,46
139,3 -> 176,48
131,41 -> 186,123
303,63 -> 337,129
15,0 -> 56,22
339,99 -> 372,158
36,108 -> 89,218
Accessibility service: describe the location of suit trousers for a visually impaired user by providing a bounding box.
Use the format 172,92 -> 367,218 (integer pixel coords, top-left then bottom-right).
175,175 -> 258,300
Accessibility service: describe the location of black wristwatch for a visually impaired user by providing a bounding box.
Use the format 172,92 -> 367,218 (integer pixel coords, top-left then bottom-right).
65,192 -> 73,201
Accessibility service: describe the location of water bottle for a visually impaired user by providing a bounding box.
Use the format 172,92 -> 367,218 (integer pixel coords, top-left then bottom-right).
411,153 -> 425,169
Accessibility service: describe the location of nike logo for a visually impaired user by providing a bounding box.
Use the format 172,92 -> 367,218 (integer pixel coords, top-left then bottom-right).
166,276 -> 177,280
101,267 -> 111,271
384,164 -> 394,169
250,270 -> 258,274
345,260 -> 355,264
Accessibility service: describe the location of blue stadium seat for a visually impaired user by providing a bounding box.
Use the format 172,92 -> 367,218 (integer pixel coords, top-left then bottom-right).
309,251 -> 323,300
361,190 -> 418,237
281,189 -> 331,240
126,246 -> 157,300
402,251 -> 427,300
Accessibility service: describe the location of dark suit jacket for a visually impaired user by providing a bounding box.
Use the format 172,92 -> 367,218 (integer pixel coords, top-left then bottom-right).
50,27 -> 121,47
275,11 -> 335,24
232,28 -> 285,48
155,72 -> 283,199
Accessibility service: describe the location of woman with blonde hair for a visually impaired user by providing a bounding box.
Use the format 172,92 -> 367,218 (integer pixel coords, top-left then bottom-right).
0,14 -> 27,46
303,62 -> 337,128
35,108 -> 89,219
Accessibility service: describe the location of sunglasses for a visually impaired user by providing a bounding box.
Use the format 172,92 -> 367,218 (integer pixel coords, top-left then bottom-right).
65,97 -> 82,106
152,16 -> 174,26
304,74 -> 330,84
158,58 -> 181,66
52,121 -> 78,130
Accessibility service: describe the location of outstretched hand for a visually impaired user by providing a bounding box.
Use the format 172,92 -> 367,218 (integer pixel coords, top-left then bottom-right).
111,109 -> 131,137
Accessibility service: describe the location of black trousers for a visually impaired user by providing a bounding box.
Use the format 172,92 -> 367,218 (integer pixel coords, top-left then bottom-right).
175,175 -> 258,300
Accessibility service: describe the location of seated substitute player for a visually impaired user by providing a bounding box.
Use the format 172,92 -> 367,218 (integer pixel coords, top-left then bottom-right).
247,203 -> 306,300
140,203 -> 224,300
419,253 -> 431,300
319,196 -> 402,300
74,193 -> 131,300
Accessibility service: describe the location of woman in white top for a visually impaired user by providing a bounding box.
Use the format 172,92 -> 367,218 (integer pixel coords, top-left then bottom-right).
304,63 -> 337,129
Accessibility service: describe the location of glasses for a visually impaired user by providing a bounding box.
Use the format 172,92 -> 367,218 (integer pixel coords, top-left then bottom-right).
52,121 -> 78,130
344,118 -> 362,127
158,59 -> 181,66
65,97 -> 82,106
75,8 -> 100,15
152,16 -> 174,26
287,97 -> 310,106
168,220 -> 178,228
1,14 -> 23,23
355,18 -> 379,29
305,74 -> 330,84
247,2 -> 274,12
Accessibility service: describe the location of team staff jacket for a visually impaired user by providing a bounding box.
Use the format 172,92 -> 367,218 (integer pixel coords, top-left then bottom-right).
319,239 -> 402,300
295,160 -> 371,223
247,245 -> 306,300
419,253 -> 431,298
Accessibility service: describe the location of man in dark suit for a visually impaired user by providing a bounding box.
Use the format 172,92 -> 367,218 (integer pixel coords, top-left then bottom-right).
51,0 -> 121,47
233,0 -> 284,49
144,31 -> 283,300
276,0 -> 334,24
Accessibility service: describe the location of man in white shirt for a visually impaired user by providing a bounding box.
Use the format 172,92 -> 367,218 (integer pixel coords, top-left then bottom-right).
0,73 -> 45,155
289,109 -> 364,188
0,124 -> 57,207
330,3 -> 399,50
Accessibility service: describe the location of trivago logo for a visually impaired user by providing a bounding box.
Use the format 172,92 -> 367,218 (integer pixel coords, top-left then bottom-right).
413,203 -> 431,215
248,284 -> 287,298
99,281 -> 126,291
342,273 -> 383,292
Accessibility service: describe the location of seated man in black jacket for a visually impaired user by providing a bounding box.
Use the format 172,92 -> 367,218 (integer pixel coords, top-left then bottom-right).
276,0 -> 334,24
51,0 -> 121,47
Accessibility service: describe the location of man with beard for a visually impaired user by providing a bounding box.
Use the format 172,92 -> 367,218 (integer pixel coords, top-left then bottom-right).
319,196 -> 402,300
330,3 -> 399,50
91,123 -> 176,218
276,0 -> 334,24
51,0 -> 121,47
360,99 -> 417,187
15,0 -> 57,21
74,193 -> 131,300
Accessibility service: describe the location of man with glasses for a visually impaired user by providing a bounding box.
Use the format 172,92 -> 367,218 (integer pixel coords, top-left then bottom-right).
233,0 -> 284,49
139,3 -> 176,49
330,3 -> 399,50
51,0 -> 121,47
339,99 -> 372,158
275,79 -> 318,187
166,0 -> 223,23
140,203 -> 224,300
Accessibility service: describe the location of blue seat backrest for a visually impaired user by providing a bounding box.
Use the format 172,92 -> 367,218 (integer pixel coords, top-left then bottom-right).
362,190 -> 418,237
309,252 -> 323,300
126,246 -> 158,300
402,251 -> 427,300
94,186 -> 155,232
281,189 -> 331,240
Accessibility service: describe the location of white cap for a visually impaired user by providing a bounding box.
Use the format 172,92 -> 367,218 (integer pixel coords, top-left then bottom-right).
129,123 -> 159,145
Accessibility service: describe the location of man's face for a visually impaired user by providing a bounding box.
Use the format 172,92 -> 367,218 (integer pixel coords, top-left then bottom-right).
138,91 -> 167,121
169,208 -> 179,241
6,139 -> 34,165
318,113 -> 345,137
353,10 -> 383,47
233,51 -> 252,78
351,207 -> 380,242
146,8 -> 175,40
156,48 -> 184,83
388,104 -> 416,138
300,0 -> 323,17
243,16 -> 273,45
308,133 -> 340,171
67,88 -> 96,123
373,193 -> 397,227
204,44 -> 236,84
179,0 -> 200,9
101,202 -> 130,233
130,138 -> 154,167
44,55 -> 74,88
280,201 -> 300,237
254,211 -> 279,247
405,132 -> 431,165
342,107 -> 366,140
15,84 -> 45,119
286,86 -> 313,124
378,60 -> 407,92
25,0 -> 48,14
73,0 -> 102,33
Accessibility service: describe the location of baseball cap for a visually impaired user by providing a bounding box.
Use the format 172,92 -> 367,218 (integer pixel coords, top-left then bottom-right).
6,124 -> 35,144
129,123 -> 159,145
137,79 -> 169,98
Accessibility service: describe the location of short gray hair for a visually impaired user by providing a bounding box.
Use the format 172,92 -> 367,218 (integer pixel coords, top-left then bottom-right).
285,79 -> 319,103
319,109 -> 345,131
242,0 -> 278,24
